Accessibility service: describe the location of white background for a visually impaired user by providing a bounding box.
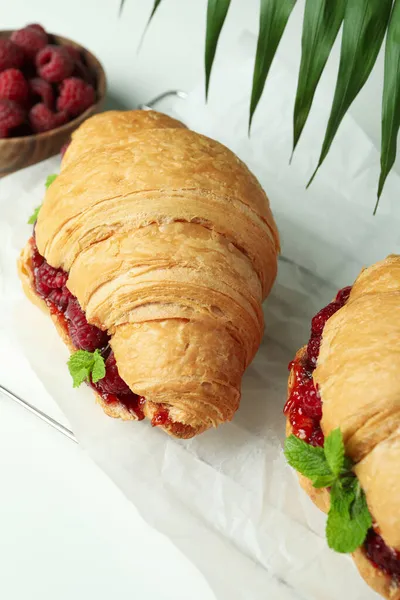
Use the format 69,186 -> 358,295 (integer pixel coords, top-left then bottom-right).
0,1 -> 388,599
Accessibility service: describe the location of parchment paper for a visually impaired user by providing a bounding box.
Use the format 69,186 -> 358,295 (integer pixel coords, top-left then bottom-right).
1,32 -> 399,600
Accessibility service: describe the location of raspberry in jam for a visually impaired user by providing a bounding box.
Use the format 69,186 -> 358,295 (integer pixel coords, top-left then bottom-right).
365,530 -> 400,579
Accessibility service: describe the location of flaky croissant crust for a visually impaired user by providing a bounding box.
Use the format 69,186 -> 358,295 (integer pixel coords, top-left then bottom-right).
25,109 -> 279,437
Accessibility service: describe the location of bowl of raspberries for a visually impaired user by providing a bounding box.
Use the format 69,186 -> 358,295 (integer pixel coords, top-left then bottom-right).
0,24 -> 106,176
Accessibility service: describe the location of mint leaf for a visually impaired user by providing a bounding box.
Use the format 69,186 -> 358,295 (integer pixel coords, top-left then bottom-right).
284,434 -> 332,479
285,427 -> 371,554
330,478 -> 355,515
324,428 -> 345,476
67,349 -> 105,388
28,174 -> 57,223
342,456 -> 353,473
45,174 -> 58,189
91,351 -> 106,383
312,474 -> 336,489
351,479 -> 372,536
326,478 -> 372,553
27,205 -> 41,225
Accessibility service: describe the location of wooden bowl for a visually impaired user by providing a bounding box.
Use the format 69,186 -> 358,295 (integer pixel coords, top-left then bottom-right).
0,31 -> 106,177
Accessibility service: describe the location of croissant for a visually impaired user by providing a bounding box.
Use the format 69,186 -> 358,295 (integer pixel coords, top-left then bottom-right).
285,256 -> 400,599
18,109 -> 279,438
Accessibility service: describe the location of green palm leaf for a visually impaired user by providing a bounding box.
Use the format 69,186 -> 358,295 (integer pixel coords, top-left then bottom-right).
376,0 -> 400,210
120,1 -> 163,24
137,0 -> 164,50
308,0 -> 393,186
205,0 -> 232,99
147,0 -> 163,22
293,0 -> 345,154
122,0 -> 398,209
119,0 -> 126,16
249,0 -> 296,130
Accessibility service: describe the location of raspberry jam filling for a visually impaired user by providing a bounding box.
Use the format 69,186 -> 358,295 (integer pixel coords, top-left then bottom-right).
283,286 -> 352,446
150,405 -> 196,437
284,285 -> 400,579
365,530 -> 400,578
30,238 -> 147,421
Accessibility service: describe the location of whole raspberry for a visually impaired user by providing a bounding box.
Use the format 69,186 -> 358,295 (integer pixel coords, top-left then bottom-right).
0,69 -> 29,106
48,287 -> 72,312
11,27 -> 47,61
0,39 -> 25,72
29,77 -> 54,108
65,297 -> 108,351
96,352 -> 130,395
36,45 -> 74,83
34,261 -> 68,298
57,77 -> 95,117
27,24 -> 47,36
29,103 -> 68,133
0,99 -> 25,136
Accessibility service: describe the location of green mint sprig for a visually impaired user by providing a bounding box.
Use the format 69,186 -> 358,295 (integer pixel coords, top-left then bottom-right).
27,205 -> 41,225
67,349 -> 106,388
284,429 -> 372,553
45,173 -> 58,188
27,174 -> 58,225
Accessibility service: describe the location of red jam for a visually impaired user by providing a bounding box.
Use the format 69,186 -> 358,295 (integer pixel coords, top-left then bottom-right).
284,284 -> 400,579
284,286 -> 352,445
151,405 -> 196,437
90,385 -> 146,421
365,530 -> 400,579
152,407 -> 171,427
30,237 -> 145,420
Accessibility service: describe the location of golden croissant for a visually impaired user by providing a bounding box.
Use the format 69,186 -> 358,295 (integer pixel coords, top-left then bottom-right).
285,256 -> 400,599
19,109 -> 279,438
